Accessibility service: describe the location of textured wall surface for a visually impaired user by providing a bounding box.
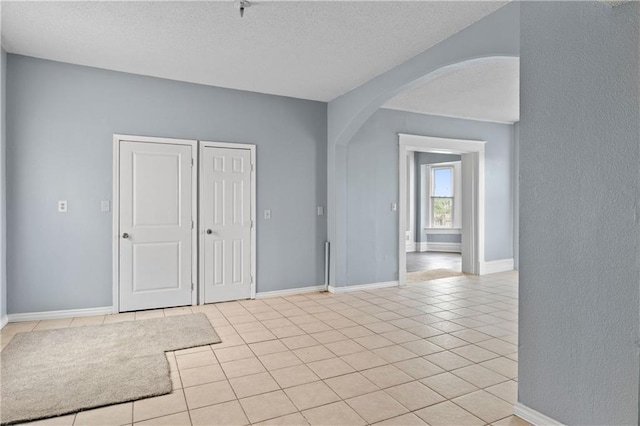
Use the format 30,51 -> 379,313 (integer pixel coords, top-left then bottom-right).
512,123 -> 519,269
519,2 -> 640,424
6,55 -> 327,314
1,49 -> 6,322
346,108 -> 514,286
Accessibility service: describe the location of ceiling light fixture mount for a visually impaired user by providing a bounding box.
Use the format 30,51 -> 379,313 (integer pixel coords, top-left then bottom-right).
237,0 -> 251,18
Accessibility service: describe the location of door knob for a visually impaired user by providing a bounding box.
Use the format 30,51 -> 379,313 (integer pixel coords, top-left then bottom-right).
122,233 -> 129,239
206,229 -> 213,235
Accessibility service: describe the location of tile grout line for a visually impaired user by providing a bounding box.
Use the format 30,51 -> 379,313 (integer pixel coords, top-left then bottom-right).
14,273 -> 521,425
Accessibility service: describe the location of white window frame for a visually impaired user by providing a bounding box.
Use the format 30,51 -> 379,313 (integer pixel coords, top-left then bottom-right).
426,161 -> 462,230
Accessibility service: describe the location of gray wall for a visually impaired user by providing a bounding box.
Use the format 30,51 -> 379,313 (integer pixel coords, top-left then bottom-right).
327,3 -> 519,288
346,108 -> 514,286
414,152 -> 462,244
512,122 -> 519,270
1,48 -> 6,323
6,54 -> 327,314
519,2 -> 639,424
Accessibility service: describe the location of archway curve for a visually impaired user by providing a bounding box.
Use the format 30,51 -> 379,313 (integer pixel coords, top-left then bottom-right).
328,57 -> 519,286
327,2 -> 520,287
334,55 -> 519,148
329,0 -> 520,149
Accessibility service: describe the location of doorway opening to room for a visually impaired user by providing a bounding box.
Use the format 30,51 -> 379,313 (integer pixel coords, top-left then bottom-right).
405,151 -> 463,282
398,134 -> 485,286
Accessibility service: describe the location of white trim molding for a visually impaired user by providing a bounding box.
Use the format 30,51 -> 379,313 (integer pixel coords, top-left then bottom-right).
256,285 -> 325,299
406,151 -> 416,249
328,281 -> 398,294
513,402 -> 565,426
426,242 -> 462,253
8,306 -> 114,323
479,258 -> 515,275
1,315 -> 8,329
405,242 -> 417,252
424,228 -> 462,235
425,161 -> 462,229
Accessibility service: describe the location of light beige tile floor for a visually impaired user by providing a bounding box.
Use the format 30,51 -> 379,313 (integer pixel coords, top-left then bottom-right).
1,271 -> 530,426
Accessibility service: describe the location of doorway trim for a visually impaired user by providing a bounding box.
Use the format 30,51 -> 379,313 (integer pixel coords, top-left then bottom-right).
398,133 -> 485,285
198,141 -> 257,303
112,134 -> 199,313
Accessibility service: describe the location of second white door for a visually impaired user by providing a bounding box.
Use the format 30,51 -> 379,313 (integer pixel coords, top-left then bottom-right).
202,146 -> 253,303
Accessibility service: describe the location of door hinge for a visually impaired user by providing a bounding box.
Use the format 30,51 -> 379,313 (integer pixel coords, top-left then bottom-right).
191,283 -> 194,291
250,220 -> 254,228
251,164 -> 254,171
191,158 -> 194,167
251,276 -> 254,284
191,220 -> 194,229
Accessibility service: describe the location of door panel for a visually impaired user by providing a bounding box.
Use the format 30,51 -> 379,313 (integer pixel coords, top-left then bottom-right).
131,152 -> 181,227
203,147 -> 252,303
119,141 -> 193,312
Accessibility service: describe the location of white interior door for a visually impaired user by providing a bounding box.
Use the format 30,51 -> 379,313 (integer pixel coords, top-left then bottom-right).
119,141 -> 194,312
202,146 -> 252,303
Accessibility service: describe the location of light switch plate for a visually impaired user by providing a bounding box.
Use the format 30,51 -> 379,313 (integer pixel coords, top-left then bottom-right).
317,206 -> 324,216
58,200 -> 68,213
391,203 -> 397,211
264,209 -> 272,220
101,200 -> 110,212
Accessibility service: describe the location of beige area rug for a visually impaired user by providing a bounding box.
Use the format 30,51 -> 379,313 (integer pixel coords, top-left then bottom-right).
407,268 -> 465,283
1,313 -> 220,425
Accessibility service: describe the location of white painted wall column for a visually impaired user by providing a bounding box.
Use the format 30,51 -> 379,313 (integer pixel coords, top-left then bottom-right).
406,151 -> 415,252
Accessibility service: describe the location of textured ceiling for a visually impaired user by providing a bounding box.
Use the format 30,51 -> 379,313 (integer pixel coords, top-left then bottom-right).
382,57 -> 520,123
1,1 -> 507,102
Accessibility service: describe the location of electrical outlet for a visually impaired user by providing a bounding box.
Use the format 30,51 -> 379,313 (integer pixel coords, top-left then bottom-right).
58,200 -> 68,213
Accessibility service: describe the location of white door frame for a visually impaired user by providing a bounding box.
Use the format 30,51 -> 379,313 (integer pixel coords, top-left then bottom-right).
398,133 -> 485,285
198,141 -> 257,303
112,134 -> 199,313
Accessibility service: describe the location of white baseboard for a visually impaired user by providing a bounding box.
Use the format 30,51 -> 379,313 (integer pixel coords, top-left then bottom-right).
405,243 -> 416,253
513,402 -> 565,426
256,285 -> 326,299
328,281 -> 398,294
7,306 -> 114,323
479,258 -> 515,275
417,242 -> 428,252
1,315 -> 8,329
426,242 -> 461,253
